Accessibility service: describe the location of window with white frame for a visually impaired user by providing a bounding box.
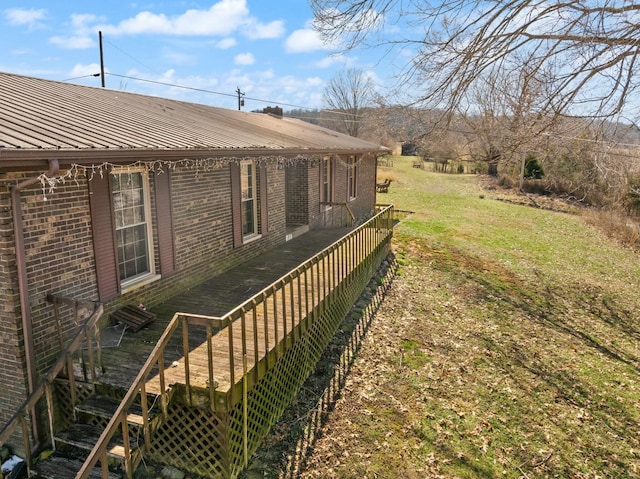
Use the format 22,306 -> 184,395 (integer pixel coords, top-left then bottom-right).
240,160 -> 258,239
111,169 -> 155,285
347,155 -> 357,199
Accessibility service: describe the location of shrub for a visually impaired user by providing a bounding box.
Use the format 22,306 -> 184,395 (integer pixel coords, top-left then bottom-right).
624,173 -> 640,215
524,155 -> 544,179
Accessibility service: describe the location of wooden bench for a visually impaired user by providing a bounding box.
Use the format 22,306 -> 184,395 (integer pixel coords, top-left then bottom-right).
376,179 -> 392,193
412,159 -> 424,169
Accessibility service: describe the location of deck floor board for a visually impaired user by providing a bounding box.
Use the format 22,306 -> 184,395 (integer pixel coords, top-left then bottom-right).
98,228 -> 351,395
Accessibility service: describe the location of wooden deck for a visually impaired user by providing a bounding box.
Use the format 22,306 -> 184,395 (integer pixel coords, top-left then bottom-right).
61,208 -> 393,478
97,227 -> 352,395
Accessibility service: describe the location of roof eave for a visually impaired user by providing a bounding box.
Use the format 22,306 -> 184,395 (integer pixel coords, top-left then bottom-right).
0,146 -> 389,171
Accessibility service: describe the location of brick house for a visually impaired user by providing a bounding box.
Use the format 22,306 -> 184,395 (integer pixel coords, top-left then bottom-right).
0,71 -> 387,464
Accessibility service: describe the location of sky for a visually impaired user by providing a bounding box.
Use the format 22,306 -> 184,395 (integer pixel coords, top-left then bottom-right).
0,0 -> 397,112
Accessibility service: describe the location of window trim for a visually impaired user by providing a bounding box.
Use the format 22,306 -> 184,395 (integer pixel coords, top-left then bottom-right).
231,160 -> 268,248
111,167 -> 157,290
321,156 -> 334,210
347,155 -> 357,200
90,167 -> 174,301
240,159 -> 260,242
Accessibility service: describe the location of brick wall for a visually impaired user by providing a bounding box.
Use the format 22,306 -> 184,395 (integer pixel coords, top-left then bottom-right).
285,163 -> 309,226
0,152 -> 375,443
349,154 -> 377,221
306,154 -> 377,229
0,173 -> 28,440
0,160 -> 287,442
308,160 -> 322,229
100,161 -> 286,310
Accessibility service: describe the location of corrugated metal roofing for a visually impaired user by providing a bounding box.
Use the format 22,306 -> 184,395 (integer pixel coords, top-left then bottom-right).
0,71 -> 386,155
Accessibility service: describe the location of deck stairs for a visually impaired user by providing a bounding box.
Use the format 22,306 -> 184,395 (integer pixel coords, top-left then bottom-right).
30,383 -> 167,479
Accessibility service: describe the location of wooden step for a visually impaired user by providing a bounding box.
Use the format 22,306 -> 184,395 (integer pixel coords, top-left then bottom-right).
54,423 -> 141,460
31,454 -> 120,479
75,395 -> 161,429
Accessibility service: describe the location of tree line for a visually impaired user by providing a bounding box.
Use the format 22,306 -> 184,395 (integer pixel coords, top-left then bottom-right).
299,0 -> 640,215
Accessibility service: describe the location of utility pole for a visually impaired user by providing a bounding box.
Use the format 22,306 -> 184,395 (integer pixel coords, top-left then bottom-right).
99,31 -> 105,88
236,87 -> 245,110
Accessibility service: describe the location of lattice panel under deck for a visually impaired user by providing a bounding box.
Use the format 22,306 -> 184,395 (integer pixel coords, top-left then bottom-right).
144,240 -> 390,478
228,252 -> 380,478
147,402 -> 228,477
53,379 -> 94,430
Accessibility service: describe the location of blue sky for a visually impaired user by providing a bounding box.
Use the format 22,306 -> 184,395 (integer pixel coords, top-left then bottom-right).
0,0 -> 398,111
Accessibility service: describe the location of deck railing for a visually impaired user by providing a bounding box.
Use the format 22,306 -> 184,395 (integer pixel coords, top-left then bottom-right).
320,201 -> 355,227
78,205 -> 394,479
0,296 -> 103,476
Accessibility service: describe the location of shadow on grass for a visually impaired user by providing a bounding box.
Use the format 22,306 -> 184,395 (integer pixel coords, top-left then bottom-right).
240,253 -> 398,479
429,245 -> 640,475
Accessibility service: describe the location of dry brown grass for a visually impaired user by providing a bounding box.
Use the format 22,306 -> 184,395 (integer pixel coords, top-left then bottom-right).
243,158 -> 640,479
582,208 -> 640,251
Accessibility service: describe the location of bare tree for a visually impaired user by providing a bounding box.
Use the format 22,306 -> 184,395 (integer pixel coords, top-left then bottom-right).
323,68 -> 375,137
458,62 -> 555,177
311,0 -> 640,125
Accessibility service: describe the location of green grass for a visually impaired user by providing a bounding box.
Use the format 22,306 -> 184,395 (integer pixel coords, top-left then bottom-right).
365,157 -> 640,477
249,156 -> 640,479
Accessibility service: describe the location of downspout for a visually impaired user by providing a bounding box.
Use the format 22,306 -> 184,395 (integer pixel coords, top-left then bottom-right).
10,158 -> 60,444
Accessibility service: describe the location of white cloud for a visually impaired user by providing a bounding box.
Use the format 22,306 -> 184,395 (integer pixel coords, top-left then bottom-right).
314,54 -> 351,69
49,0 -> 285,51
244,19 -> 285,39
50,35 -> 95,49
49,14 -> 102,50
4,8 -> 47,28
8,48 -> 32,56
234,53 -> 255,65
163,50 -> 198,65
216,37 -> 237,49
285,28 -> 330,53
98,0 -> 283,38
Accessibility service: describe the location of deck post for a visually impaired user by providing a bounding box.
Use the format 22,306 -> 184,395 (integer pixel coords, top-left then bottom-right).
243,353 -> 248,467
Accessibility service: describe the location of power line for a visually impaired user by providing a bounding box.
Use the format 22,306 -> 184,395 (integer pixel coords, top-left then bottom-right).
55,71 -> 640,149
61,73 -> 101,82
103,38 -> 162,77
104,72 -> 365,116
89,33 -> 368,116
105,72 -> 303,109
107,72 -> 238,99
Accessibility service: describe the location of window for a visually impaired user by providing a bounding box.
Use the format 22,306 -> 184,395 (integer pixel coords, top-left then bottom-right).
231,161 -> 268,248
321,156 -> 333,207
111,169 -> 155,285
89,167 -> 174,302
240,160 -> 258,239
347,155 -> 357,199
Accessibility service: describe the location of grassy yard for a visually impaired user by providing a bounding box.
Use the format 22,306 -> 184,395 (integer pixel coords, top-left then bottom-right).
247,156 -> 640,478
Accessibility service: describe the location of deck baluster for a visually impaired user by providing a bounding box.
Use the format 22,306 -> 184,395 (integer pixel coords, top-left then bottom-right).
182,318 -> 192,406
44,383 -> 55,451
121,413 -> 132,479
251,300 -> 259,383
140,382 -> 150,452
261,293 -> 270,369
158,351 -> 167,419
206,322 -> 216,411
272,286 -> 279,359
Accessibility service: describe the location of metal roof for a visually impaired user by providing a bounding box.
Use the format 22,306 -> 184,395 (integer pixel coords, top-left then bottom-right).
0,72 -> 386,160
